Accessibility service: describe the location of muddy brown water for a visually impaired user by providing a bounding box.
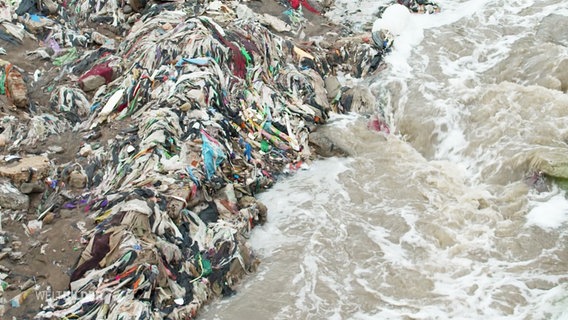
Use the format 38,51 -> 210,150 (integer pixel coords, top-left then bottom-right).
0,1 -> 346,318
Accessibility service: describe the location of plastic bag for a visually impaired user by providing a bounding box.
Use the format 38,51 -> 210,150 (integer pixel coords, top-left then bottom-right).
201,130 -> 226,179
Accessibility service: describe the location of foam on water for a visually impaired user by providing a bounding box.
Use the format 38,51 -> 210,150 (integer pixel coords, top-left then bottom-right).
249,157 -> 353,254
526,191 -> 568,229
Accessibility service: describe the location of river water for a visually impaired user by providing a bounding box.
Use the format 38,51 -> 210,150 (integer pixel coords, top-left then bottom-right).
202,0 -> 568,319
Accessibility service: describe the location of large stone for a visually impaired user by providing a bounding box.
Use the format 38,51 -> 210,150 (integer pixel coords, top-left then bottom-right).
308,130 -> 349,157
123,4 -> 133,14
79,75 -> 107,92
0,156 -> 50,184
0,179 -> 29,210
78,63 -> 117,92
529,148 -> 568,179
20,182 -> 46,194
259,13 -> 291,33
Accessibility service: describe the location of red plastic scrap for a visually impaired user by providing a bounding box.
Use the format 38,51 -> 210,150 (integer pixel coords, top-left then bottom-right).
289,0 -> 321,14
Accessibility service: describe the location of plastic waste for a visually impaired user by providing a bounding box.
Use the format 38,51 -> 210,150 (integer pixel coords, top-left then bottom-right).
201,130 -> 226,179
53,48 -> 79,66
9,286 -> 35,308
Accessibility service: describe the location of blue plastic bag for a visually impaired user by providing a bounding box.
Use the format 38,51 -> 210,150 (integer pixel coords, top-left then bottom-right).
201,130 -> 226,179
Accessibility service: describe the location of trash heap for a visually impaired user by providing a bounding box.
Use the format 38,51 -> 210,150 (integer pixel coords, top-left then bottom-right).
0,0 -> 394,318
0,3 -> 382,320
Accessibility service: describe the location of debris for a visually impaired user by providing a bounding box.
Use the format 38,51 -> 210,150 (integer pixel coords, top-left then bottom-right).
0,156 -> 50,184
9,285 -> 36,308
4,64 -> 28,108
259,13 -> 292,33
25,220 -> 42,236
47,145 -> 64,154
20,182 -> 45,194
78,62 -> 118,92
68,171 -> 87,189
19,278 -> 35,291
0,179 -> 29,210
324,76 -> 341,99
3,155 -> 22,164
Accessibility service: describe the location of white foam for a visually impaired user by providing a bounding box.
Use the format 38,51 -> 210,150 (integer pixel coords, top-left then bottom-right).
327,112 -> 360,129
251,158 -> 353,255
526,192 -> 568,229
372,4 -> 412,36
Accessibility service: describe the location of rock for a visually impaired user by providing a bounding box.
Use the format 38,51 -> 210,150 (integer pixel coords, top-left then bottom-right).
529,148 -> 568,179
308,130 -> 349,157
0,156 -> 50,184
179,102 -> 191,111
42,212 -> 55,224
78,63 -> 116,92
0,179 -> 29,210
5,65 -> 28,108
91,32 -> 116,50
129,0 -> 147,12
79,144 -> 93,157
123,4 -> 133,14
68,171 -> 87,189
256,200 -> 268,224
20,182 -> 46,194
80,75 -> 106,92
236,4 -> 256,20
259,14 -> 291,33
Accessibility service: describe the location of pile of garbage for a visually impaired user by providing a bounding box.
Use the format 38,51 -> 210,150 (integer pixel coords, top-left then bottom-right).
0,0 -> 403,318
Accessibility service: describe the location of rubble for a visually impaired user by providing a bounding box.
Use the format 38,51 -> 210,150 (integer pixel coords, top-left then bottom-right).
0,178 -> 29,210
0,155 -> 50,184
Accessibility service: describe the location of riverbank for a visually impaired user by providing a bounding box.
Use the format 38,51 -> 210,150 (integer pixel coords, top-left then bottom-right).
0,0 -> 386,318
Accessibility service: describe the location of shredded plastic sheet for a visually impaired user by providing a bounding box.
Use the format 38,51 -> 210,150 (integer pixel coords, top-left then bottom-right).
49,86 -> 91,122
201,129 -> 227,179
0,114 -> 69,150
